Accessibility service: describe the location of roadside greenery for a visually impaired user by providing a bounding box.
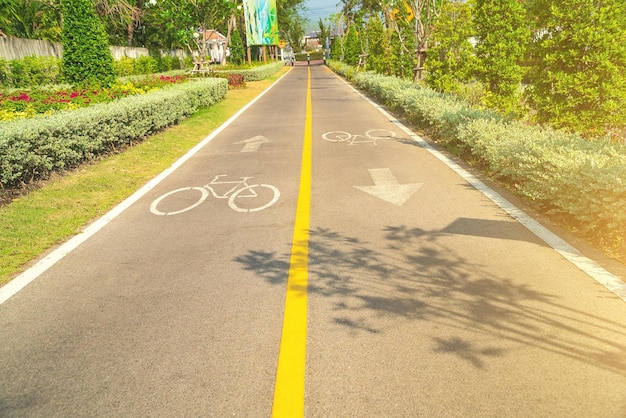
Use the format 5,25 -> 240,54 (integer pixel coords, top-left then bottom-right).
333,0 -> 626,139
329,60 -> 626,258
0,77 -> 228,189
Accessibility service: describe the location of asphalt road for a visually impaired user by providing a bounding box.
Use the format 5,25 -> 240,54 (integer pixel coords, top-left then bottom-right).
1,64 -> 626,417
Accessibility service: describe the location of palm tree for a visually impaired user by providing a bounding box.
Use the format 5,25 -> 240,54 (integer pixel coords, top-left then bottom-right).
94,0 -> 143,46
0,0 -> 62,40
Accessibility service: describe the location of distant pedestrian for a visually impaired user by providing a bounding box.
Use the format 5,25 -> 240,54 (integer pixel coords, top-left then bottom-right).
307,53 -> 310,66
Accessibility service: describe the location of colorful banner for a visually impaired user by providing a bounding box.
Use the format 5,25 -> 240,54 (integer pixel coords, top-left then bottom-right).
242,0 -> 279,46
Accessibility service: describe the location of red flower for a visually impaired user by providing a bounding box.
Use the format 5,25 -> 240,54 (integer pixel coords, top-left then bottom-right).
10,93 -> 32,101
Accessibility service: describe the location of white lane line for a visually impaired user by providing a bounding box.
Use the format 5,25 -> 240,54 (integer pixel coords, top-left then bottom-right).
0,68 -> 293,306
332,72 -> 626,302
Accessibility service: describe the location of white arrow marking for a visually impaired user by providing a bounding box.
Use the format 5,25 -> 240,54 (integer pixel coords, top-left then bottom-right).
234,135 -> 272,152
354,168 -> 423,206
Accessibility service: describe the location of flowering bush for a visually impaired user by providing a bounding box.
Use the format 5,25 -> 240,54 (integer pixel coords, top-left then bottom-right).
0,74 -> 190,121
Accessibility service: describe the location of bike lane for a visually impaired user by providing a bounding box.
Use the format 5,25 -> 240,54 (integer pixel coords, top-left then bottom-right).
2,65 -> 626,417
0,68 -> 309,416
303,65 -> 626,416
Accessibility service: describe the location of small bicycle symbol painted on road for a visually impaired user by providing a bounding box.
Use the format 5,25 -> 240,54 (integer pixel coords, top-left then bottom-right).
150,175 -> 280,215
322,129 -> 396,146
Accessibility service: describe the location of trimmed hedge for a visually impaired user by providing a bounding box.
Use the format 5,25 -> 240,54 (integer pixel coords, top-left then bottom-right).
457,120 -> 626,232
295,52 -> 324,61
211,61 -> 284,82
0,78 -> 228,188
328,61 -> 626,242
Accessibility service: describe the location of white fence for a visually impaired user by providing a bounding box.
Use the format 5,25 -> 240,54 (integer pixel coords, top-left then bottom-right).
0,37 -> 188,61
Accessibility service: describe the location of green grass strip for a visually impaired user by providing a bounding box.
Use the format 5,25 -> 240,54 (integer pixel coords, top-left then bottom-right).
0,68 -> 289,287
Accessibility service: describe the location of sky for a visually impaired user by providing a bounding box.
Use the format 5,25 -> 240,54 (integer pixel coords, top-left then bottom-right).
303,0 -> 341,30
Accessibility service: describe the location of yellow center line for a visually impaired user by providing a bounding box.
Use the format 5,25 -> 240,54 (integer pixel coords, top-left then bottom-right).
272,67 -> 312,417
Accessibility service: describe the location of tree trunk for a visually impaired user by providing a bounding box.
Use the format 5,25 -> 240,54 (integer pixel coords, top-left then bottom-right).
222,13 -> 236,65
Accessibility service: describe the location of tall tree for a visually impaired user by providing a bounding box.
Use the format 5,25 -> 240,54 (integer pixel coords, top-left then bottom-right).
525,0 -> 626,137
388,17 -> 415,79
229,28 -> 245,64
278,0 -> 306,52
277,0 -> 306,29
340,0 -> 441,80
317,18 -> 331,45
365,14 -> 391,75
425,0 -> 476,94
283,14 -> 306,52
343,23 -> 360,65
0,0 -> 62,41
148,0 -> 234,58
473,0 -> 528,112
95,0 -> 143,46
61,0 -> 116,86
401,0 -> 441,80
0,0 -> 17,36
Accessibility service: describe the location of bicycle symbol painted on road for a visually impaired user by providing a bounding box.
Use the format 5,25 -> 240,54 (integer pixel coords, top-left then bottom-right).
150,175 -> 280,215
322,129 -> 396,146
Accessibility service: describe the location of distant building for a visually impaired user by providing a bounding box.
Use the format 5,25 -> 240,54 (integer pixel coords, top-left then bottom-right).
304,29 -> 341,52
204,30 -> 227,64
305,31 -> 322,51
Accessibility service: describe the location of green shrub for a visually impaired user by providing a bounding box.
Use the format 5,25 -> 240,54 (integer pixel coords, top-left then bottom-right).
135,56 -> 158,75
61,0 -> 116,87
114,57 -> 135,77
0,78 -> 228,188
181,56 -> 194,69
457,119 -> 626,232
365,15 -> 391,76
0,56 -> 62,88
349,69 -> 501,146
343,25 -> 360,66
115,55 -> 179,77
8,60 -> 28,86
229,29 -> 245,65
160,55 -> 181,72
295,52 -> 324,62
329,61 -> 626,247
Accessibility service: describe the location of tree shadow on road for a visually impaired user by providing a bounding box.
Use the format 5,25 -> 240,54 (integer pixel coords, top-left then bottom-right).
235,223 -> 626,374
